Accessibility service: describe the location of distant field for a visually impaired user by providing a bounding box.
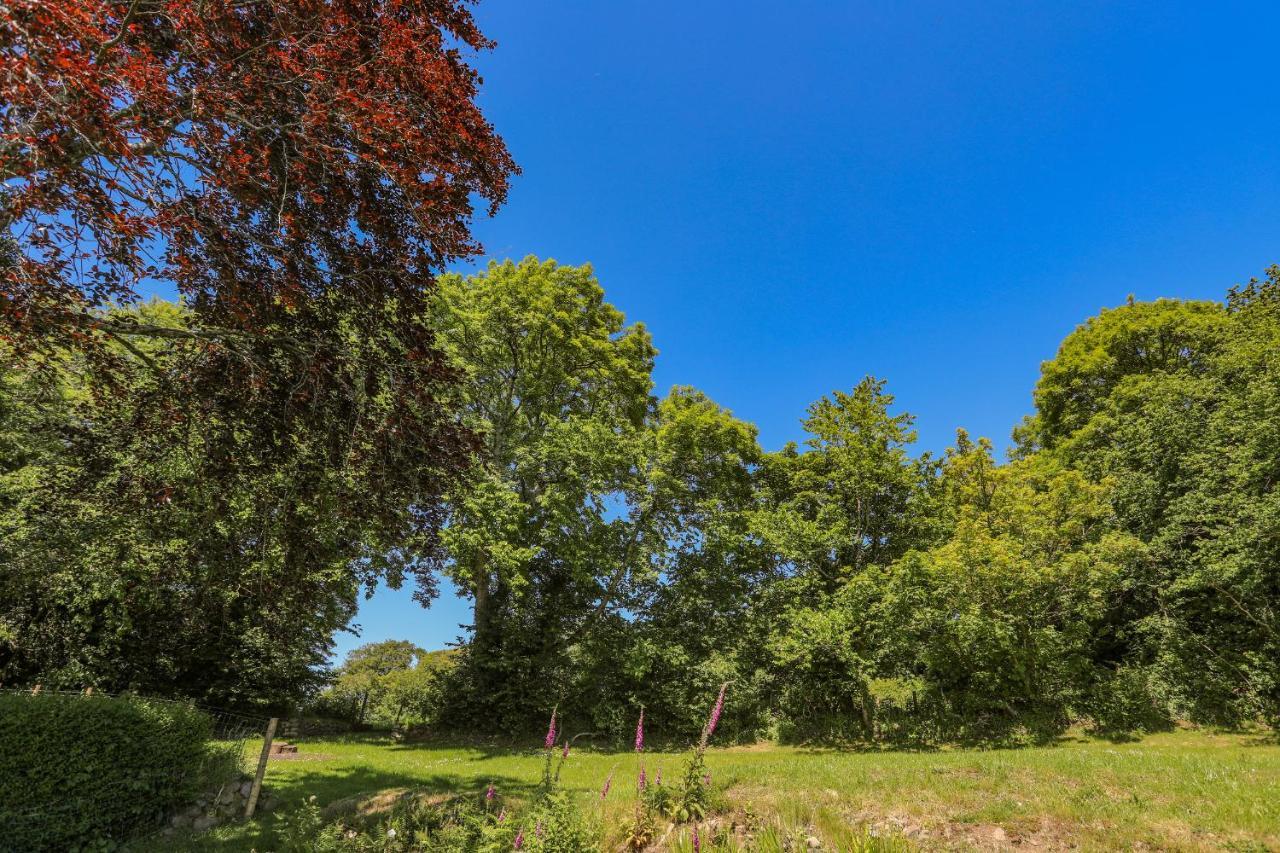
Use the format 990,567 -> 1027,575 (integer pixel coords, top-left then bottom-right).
159,728 -> 1280,851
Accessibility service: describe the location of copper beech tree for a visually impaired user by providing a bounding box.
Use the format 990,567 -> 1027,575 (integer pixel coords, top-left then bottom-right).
2,0 -> 515,339
0,0 -> 516,703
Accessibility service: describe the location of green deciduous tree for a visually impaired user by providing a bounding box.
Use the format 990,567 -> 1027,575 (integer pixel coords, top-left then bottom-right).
0,300 -> 461,708
887,446 -> 1146,740
572,387 -> 771,738
751,377 -> 940,595
333,641 -> 424,726
428,257 -> 656,727
1024,273 -> 1280,725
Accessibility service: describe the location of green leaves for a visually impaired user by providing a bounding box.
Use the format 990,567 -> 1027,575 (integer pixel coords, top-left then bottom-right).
1025,267 -> 1280,726
0,693 -> 221,850
751,377 -> 938,593
0,296 -> 464,708
428,258 -> 657,726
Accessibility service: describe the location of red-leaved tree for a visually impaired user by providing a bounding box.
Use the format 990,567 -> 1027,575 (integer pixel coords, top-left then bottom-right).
1,0 -> 515,340
0,0 -> 517,704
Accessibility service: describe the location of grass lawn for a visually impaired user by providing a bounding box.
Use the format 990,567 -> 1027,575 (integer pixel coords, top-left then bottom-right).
156,728 -> 1280,851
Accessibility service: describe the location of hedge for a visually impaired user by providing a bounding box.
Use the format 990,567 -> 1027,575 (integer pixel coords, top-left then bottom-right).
0,692 -> 228,851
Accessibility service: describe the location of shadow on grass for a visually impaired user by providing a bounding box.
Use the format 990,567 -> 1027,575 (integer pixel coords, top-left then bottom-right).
269,765 -> 540,808
135,766 -> 544,852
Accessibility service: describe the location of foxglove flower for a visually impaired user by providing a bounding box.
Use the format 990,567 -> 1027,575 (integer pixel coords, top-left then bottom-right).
513,827 -> 524,850
707,683 -> 727,739
600,770 -> 614,799
535,820 -> 544,839
562,741 -> 570,759
498,808 -> 507,824
634,708 -> 645,752
693,825 -> 701,853
638,765 -> 647,790
486,783 -> 496,801
544,708 -> 558,750
655,768 -> 662,786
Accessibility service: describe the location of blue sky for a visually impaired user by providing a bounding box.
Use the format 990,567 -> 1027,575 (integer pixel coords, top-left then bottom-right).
335,0 -> 1280,660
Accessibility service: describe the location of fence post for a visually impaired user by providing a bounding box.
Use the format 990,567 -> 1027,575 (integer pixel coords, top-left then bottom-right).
244,716 -> 278,820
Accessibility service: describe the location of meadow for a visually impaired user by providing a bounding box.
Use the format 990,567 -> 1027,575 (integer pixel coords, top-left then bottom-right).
162,728 -> 1280,852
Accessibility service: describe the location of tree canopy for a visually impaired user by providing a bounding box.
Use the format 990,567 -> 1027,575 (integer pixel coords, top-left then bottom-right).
2,4 -> 1276,734
0,0 -> 516,708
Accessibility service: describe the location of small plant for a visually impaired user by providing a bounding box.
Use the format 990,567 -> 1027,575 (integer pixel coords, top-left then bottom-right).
670,682 -> 728,823
510,707 -> 596,852
623,707 -> 653,850
276,796 -> 328,853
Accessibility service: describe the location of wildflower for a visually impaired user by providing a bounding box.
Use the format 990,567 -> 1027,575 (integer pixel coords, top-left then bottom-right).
544,707 -> 558,750
513,827 -> 524,850
706,683 -> 727,740
486,783 -> 496,801
535,820 -> 544,839
562,740 -> 570,759
387,828 -> 397,839
638,765 -> 647,790
634,707 -> 645,752
600,770 -> 614,799
655,768 -> 662,786
693,824 -> 701,853
498,808 -> 507,824
703,773 -> 712,787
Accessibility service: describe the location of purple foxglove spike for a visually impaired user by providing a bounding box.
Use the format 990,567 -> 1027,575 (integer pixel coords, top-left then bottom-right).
513,828 -> 524,850
693,825 -> 701,853
634,708 -> 645,752
638,765 -> 647,790
486,783 -> 496,801
544,708 -> 557,750
706,683 -> 727,739
600,770 -> 613,799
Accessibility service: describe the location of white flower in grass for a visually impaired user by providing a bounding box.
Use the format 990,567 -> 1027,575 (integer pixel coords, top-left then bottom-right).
387,828 -> 397,839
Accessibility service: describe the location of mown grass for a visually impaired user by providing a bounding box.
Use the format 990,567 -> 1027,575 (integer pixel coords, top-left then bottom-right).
150,727 -> 1280,851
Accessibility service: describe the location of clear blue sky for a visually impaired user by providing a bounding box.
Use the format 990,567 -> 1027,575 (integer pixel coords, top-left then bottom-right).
331,0 -> 1280,661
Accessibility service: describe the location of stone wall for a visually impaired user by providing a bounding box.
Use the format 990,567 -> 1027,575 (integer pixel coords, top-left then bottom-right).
160,776 -> 276,836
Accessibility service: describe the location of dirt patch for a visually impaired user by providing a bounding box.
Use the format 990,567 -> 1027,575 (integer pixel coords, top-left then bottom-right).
322,788 -> 452,820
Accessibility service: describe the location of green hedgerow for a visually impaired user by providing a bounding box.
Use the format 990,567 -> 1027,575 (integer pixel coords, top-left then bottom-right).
0,692 -> 227,851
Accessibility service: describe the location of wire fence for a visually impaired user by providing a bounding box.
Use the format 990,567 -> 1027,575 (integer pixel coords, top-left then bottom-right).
0,686 -> 275,850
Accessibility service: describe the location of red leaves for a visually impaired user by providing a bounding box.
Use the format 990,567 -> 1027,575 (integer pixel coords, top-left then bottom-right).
2,0 -> 517,347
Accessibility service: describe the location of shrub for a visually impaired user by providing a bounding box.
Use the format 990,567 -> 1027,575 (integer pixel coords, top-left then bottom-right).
0,692 -> 228,851
1085,665 -> 1174,736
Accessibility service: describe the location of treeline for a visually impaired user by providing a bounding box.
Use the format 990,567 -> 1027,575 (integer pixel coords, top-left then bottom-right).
326,258 -> 1277,743
4,258 -> 1278,744
4,0 -> 1271,747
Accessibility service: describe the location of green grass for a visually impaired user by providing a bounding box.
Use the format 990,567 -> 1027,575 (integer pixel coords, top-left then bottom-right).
151,728 -> 1280,851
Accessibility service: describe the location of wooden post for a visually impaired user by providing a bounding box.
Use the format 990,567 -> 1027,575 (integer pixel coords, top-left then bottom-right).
244,717 -> 278,820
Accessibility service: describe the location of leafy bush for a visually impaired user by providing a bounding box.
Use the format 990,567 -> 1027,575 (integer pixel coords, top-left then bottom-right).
1085,665 -> 1174,736
0,692 -> 228,851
